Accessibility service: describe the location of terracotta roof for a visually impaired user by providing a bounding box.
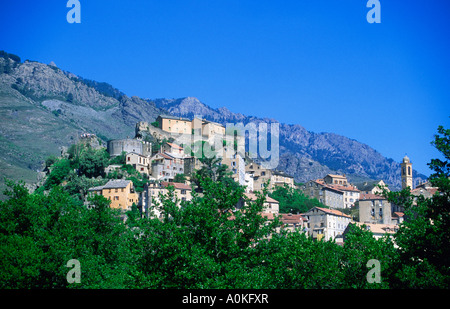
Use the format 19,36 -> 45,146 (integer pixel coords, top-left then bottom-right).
261,212 -> 275,220
166,142 -> 183,150
354,222 -> 398,234
328,184 -> 360,192
411,187 -> 439,195
314,207 -> 351,218
161,181 -> 191,190
393,212 -> 404,217
280,213 -> 307,224
244,192 -> 279,203
158,152 -> 173,160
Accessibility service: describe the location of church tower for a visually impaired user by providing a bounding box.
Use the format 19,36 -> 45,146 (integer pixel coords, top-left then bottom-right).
401,155 -> 413,189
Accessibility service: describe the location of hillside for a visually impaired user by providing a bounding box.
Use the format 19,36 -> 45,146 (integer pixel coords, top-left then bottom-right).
0,51 -> 427,198
0,52 -> 164,198
152,97 -> 427,188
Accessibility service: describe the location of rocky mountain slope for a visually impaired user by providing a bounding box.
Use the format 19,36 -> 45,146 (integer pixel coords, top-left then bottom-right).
0,52 -> 164,197
0,51 -> 427,198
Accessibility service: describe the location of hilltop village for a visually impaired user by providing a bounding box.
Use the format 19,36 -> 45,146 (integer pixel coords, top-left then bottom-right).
69,115 -> 437,244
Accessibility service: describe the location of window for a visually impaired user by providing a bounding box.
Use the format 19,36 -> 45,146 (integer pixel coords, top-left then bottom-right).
128,157 -> 130,161
114,196 -> 119,200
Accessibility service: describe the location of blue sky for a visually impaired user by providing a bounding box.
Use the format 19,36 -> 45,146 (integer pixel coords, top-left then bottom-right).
1,0 -> 449,176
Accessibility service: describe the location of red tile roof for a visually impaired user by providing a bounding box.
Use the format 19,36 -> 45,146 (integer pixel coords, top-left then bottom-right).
244,192 -> 279,204
329,184 -> 360,192
280,213 -> 307,224
161,181 -> 191,190
166,142 -> 183,150
157,152 -> 173,160
315,207 -> 352,218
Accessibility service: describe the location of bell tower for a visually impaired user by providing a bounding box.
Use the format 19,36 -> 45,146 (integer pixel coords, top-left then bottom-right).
401,155 -> 413,189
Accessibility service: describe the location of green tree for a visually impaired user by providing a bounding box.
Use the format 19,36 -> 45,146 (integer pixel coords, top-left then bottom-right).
381,125 -> 450,288
341,224 -> 398,288
269,184 -> 325,213
173,173 -> 186,183
77,146 -> 109,178
44,158 -> 72,189
191,154 -> 235,192
66,92 -> 74,103
0,181 -> 137,288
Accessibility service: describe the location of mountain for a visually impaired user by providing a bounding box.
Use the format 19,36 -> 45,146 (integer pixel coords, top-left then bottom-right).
0,51 -> 427,198
0,52 -> 164,198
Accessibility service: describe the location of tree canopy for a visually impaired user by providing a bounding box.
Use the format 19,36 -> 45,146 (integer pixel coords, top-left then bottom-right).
1,125 -> 449,289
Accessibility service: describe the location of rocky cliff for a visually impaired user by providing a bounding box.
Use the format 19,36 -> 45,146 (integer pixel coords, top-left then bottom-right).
0,51 -> 427,198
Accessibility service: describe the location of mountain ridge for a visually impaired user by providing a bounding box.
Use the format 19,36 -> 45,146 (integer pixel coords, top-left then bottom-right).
0,51 -> 427,196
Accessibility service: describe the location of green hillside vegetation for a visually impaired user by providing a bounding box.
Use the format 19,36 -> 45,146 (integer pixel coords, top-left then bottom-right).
269,184 -> 326,214
0,126 -> 448,288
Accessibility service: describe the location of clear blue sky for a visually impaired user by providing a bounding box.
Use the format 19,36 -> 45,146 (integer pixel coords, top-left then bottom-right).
1,0 -> 449,176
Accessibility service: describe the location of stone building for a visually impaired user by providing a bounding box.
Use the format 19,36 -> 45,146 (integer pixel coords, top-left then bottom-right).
141,181 -> 192,218
270,170 -> 295,190
279,213 -> 308,233
156,115 -> 192,135
323,174 -> 348,186
343,222 -> 398,242
302,207 -> 351,241
126,152 -> 151,175
151,152 -> 185,181
246,161 -> 271,192
301,180 -> 345,209
401,155 -> 413,189
332,184 -> 360,209
87,179 -> 138,211
235,192 -> 280,215
245,160 -> 295,193
107,138 -> 152,157
221,149 -> 246,186
358,193 -> 392,225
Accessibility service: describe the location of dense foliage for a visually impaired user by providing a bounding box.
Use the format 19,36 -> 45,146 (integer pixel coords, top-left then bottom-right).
0,126 -> 449,288
269,184 -> 325,214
